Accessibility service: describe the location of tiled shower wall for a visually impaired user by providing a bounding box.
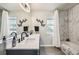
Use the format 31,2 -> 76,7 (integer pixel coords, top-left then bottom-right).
59,4 -> 79,43
59,10 -> 69,41
68,4 -> 79,43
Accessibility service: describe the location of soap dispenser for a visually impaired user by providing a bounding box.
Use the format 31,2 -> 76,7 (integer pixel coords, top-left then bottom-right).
12,36 -> 16,47
3,36 -> 6,49
2,36 -> 6,54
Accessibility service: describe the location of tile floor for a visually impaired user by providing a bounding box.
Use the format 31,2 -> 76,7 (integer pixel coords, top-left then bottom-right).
40,47 -> 65,55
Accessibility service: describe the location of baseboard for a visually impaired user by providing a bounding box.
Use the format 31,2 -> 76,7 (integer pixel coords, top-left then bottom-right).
40,45 -> 54,47
40,45 -> 61,48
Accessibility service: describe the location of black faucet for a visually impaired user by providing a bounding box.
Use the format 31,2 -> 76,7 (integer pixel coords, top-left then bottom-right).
21,32 -> 28,41
10,32 -> 17,38
29,30 -> 33,35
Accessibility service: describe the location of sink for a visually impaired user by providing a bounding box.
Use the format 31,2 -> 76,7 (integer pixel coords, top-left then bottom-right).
6,34 -> 40,49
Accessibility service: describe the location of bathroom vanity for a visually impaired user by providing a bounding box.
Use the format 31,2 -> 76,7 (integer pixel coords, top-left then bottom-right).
6,34 -> 40,55
0,42 -> 6,55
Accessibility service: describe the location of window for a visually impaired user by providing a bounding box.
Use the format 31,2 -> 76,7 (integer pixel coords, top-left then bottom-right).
8,17 -> 17,35
47,17 -> 56,34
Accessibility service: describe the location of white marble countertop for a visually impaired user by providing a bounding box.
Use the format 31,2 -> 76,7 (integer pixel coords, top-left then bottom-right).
6,34 -> 40,50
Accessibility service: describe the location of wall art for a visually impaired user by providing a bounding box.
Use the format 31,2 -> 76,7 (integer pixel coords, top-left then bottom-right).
17,19 -> 27,27
36,19 -> 45,27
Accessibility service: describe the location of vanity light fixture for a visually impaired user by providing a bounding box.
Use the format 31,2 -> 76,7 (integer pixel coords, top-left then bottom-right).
19,3 -> 30,12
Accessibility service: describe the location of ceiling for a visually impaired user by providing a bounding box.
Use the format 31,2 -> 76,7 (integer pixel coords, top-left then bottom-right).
30,3 -> 77,11
0,3 -> 77,12
0,3 -> 23,11
30,3 -> 65,11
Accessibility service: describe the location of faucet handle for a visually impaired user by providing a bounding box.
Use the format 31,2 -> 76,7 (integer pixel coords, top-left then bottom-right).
18,39 -> 20,43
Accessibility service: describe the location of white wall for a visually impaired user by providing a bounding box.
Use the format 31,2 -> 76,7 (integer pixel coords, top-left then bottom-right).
9,11 -> 31,35
9,11 -> 54,46
9,10 -> 61,47
31,11 -> 53,46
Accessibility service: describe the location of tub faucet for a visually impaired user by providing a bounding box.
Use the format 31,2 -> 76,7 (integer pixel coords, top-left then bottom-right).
21,32 -> 28,41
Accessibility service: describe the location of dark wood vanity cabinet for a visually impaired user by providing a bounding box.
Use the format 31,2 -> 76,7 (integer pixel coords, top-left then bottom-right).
6,49 -> 39,55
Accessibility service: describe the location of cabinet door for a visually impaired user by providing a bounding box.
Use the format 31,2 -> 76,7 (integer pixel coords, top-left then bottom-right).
0,43 -> 5,55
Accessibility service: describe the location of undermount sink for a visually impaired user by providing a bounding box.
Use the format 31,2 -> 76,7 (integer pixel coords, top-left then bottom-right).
25,37 -> 35,40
